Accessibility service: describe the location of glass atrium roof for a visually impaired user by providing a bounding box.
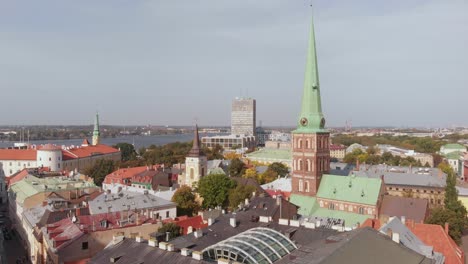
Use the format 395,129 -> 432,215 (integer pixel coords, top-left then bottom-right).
202,227 -> 297,264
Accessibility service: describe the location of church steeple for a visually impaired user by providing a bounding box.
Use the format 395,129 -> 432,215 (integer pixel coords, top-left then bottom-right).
188,124 -> 204,157
291,10 -> 330,197
92,113 -> 100,146
294,11 -> 326,133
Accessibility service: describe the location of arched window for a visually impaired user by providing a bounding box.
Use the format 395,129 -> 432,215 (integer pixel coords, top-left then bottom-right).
306,139 -> 310,149
293,160 -> 296,171
190,168 -> 195,180
307,159 -> 311,172
298,159 -> 303,171
329,203 -> 335,210
298,180 -> 303,192
305,181 -> 310,192
298,139 -> 303,149
358,207 -> 365,214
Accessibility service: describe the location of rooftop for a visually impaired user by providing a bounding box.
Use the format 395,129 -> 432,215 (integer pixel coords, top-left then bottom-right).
245,148 -> 291,161
317,174 -> 382,206
88,190 -> 175,214
380,195 -> 428,223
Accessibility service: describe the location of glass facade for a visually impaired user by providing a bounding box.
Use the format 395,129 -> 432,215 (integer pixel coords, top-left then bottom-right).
202,227 -> 297,264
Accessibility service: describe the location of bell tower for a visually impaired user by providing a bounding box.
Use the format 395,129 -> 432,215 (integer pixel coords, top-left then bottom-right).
92,113 -> 100,146
291,11 -> 330,197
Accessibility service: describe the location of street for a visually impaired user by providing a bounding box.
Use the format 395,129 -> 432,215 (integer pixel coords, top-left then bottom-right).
0,203 -> 29,264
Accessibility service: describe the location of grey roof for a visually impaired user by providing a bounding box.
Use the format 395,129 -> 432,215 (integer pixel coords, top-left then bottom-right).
261,177 -> 292,192
379,217 -> 444,264
89,237 -> 210,264
256,166 -> 269,174
352,165 -> 446,188
23,206 -> 47,227
171,201 -> 336,252
456,186 -> 468,196
380,195 -> 428,223
330,162 -> 355,176
276,227 -> 434,264
89,190 -> 175,214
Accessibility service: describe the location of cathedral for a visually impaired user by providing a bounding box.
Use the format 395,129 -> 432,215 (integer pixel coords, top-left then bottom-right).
289,12 -> 385,229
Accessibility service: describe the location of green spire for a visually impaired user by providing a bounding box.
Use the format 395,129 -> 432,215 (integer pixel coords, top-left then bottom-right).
93,112 -> 100,136
293,11 -> 327,134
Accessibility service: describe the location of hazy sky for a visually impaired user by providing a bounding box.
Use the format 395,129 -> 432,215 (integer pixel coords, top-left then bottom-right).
1,0 -> 467,127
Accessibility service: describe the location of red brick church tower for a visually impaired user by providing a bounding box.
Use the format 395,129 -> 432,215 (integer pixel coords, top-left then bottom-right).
291,12 -> 330,197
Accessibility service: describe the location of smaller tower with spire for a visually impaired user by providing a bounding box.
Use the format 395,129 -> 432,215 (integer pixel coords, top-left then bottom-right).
184,125 -> 208,187
92,113 -> 100,146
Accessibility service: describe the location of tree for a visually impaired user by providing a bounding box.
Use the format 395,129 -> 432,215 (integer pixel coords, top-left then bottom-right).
84,159 -> 116,186
197,174 -> 236,209
243,167 -> 258,180
228,158 -> 245,177
228,184 -> 256,209
268,162 -> 289,177
158,222 -> 181,240
258,168 -> 278,185
113,143 -> 137,161
426,162 -> 468,244
172,186 -> 200,217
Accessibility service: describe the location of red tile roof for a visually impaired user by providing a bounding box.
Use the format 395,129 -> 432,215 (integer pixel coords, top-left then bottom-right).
362,218 -> 464,264
7,169 -> 29,185
164,215 -> 208,235
0,149 -> 37,160
103,166 -> 149,185
408,222 -> 464,264
62,144 -> 119,160
265,189 -> 291,199
329,144 -> 346,151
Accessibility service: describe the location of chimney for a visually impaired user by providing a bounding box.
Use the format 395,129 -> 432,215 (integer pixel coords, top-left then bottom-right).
135,236 -> 143,243
148,238 -> 158,247
244,198 -> 249,206
181,248 -> 192,257
208,218 -> 214,226
392,232 -> 400,244
230,217 -> 237,228
445,222 -> 449,235
276,195 -> 282,206
194,230 -> 203,238
167,244 -> 175,252
165,232 -> 170,242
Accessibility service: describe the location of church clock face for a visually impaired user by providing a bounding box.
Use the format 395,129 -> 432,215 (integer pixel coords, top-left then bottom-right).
320,118 -> 326,128
300,117 -> 308,126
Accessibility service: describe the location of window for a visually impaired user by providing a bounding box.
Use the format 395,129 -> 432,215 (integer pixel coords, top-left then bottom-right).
190,168 -> 194,180
430,199 -> 434,204
298,159 -> 303,171
437,199 -> 441,205
156,213 -> 160,219
298,180 -> 303,192
298,139 -> 302,149
307,160 -> 311,172
358,207 -> 365,214
306,139 -> 310,149
328,203 -> 335,210
305,181 -> 310,192
166,211 -> 170,218
49,157 -> 51,161
82,242 -> 89,250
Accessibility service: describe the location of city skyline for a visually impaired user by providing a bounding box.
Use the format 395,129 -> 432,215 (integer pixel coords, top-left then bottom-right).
1,1 -> 467,127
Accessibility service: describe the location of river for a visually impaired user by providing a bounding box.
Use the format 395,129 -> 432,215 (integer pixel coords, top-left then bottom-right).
0,134 -> 205,150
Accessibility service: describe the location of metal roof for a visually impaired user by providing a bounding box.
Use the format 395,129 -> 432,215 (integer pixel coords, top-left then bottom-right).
202,227 -> 297,264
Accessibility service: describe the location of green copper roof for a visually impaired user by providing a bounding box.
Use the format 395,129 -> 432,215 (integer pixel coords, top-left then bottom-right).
445,151 -> 463,160
245,148 -> 292,161
93,113 -> 100,136
442,143 -> 466,150
290,194 -> 317,216
293,12 -> 327,134
317,174 -> 382,205
289,194 -> 369,227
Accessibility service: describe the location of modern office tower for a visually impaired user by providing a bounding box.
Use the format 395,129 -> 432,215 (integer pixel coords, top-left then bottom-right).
231,98 -> 256,136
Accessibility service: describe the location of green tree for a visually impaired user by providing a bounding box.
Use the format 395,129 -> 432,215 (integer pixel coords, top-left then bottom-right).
426,162 -> 468,244
258,168 -> 278,185
343,149 -> 365,164
84,159 -> 116,186
158,222 -> 181,240
228,184 -> 256,209
268,162 -> 289,177
113,143 -> 137,161
197,174 -> 236,209
172,186 -> 200,217
228,158 -> 245,177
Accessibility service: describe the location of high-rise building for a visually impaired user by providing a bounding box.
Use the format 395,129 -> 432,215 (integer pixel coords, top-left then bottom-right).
291,11 -> 330,197
231,98 -> 256,136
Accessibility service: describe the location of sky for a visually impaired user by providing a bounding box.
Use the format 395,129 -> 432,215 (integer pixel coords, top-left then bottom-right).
0,0 -> 467,127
